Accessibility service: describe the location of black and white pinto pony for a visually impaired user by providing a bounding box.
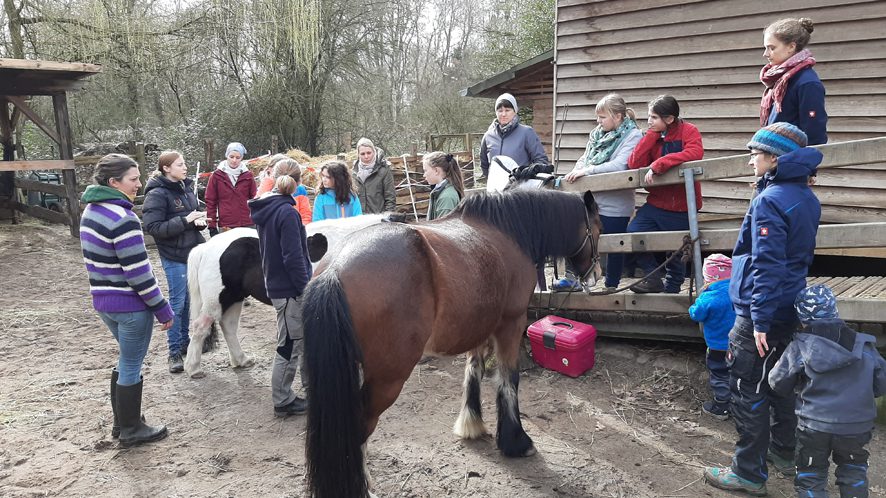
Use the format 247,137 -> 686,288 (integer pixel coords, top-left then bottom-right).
183,214 -> 399,378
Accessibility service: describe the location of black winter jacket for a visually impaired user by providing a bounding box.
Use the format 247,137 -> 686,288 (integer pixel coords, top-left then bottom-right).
142,176 -> 205,263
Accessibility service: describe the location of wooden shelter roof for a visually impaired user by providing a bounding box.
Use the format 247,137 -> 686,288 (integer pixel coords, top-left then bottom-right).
0,59 -> 102,96
461,51 -> 553,99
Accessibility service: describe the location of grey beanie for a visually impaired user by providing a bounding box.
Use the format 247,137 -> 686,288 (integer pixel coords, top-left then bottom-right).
495,93 -> 518,113
226,142 -> 247,158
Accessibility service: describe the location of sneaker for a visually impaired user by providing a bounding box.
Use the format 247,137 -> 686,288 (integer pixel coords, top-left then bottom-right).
703,467 -> 767,496
630,278 -> 664,293
274,397 -> 307,417
766,450 -> 796,477
168,354 -> 184,374
702,400 -> 730,421
552,278 -> 582,292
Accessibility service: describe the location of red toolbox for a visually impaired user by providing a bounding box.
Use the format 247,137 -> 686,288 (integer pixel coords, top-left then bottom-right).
526,316 -> 597,378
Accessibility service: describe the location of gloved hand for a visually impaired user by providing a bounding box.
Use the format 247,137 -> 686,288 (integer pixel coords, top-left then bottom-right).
208,227 -> 219,237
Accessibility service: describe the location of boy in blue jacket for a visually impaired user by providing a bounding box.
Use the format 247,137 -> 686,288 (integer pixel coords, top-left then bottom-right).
689,254 -> 736,420
770,284 -> 886,498
704,122 -> 822,496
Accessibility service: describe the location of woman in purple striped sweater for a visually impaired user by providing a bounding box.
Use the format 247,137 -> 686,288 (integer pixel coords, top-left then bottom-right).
80,154 -> 174,447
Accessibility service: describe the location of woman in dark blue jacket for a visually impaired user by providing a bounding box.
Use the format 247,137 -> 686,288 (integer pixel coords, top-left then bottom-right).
249,175 -> 312,417
142,151 -> 206,373
760,17 -> 827,146
704,122 -> 822,496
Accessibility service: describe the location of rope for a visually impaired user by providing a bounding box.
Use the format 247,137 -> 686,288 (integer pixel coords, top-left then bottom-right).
401,154 -> 419,221
543,235 -> 700,315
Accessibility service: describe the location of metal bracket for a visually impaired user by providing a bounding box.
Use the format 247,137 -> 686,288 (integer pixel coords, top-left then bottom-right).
678,167 -> 703,177
700,238 -> 710,246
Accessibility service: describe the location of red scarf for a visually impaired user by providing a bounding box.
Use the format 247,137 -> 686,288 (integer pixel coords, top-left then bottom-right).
759,49 -> 816,125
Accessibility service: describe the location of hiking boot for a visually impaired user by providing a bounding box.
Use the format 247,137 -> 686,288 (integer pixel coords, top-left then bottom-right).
630,277 -> 664,294
703,467 -> 767,496
168,354 -> 184,374
274,397 -> 307,417
766,449 -> 797,477
116,379 -> 168,447
552,278 -> 582,292
702,399 -> 730,421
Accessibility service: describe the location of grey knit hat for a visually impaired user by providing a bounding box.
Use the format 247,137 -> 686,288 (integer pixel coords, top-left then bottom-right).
495,93 -> 518,113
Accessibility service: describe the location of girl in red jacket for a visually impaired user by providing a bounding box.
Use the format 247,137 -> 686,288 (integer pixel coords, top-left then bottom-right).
625,95 -> 703,294
206,142 -> 257,236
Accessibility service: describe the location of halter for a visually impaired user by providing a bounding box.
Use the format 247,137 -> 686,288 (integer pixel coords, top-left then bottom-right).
567,208 -> 600,288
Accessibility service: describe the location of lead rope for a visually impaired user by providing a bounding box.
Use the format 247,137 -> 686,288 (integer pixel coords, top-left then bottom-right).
545,235 -> 699,315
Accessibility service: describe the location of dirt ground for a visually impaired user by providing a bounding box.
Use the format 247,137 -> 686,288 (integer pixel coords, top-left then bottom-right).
1,220 -> 884,498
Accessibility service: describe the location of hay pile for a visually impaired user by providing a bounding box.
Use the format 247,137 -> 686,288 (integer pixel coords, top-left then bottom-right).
246,149 -> 360,191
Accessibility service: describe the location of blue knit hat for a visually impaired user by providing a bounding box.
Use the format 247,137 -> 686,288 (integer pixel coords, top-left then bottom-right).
226,142 -> 247,158
747,122 -> 808,157
795,284 -> 839,323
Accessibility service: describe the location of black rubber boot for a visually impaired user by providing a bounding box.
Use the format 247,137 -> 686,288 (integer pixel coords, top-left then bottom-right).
110,369 -> 120,438
116,378 -> 168,447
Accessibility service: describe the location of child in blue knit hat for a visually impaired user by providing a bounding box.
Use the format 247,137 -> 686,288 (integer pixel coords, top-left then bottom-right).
768,284 -> 886,498
689,254 -> 736,421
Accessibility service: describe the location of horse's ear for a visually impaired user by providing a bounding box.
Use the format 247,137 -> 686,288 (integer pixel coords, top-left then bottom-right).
582,190 -> 598,216
306,233 -> 328,263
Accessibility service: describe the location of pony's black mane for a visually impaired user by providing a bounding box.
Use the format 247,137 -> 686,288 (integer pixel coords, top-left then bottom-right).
453,189 -> 589,264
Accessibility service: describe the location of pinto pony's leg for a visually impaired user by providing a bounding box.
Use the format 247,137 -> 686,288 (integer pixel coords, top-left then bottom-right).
493,327 -> 536,458
218,302 -> 253,369
304,272 -> 368,498
454,348 -> 487,439
184,314 -> 214,378
184,245 -> 215,378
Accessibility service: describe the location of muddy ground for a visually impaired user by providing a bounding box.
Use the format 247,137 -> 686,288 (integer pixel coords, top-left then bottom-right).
1,220 -> 883,497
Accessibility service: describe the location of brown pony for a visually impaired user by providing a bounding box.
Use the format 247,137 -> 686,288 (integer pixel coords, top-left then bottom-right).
303,189 -> 602,497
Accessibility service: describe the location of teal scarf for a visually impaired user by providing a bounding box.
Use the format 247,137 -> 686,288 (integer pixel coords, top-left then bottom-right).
578,118 -> 637,169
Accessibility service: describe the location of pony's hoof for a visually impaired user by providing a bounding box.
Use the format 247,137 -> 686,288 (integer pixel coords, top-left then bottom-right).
234,358 -> 254,369
189,370 -> 206,379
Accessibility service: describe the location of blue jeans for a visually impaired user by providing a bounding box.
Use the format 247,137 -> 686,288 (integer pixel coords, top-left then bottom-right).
161,258 -> 190,356
99,311 -> 154,386
600,215 -> 630,288
706,348 -> 730,403
627,203 -> 690,293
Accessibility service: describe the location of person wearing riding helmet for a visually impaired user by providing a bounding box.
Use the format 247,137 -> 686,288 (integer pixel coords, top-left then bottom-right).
479,93 -> 550,179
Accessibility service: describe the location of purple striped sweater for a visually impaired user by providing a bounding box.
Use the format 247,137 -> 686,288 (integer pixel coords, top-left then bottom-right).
80,197 -> 174,323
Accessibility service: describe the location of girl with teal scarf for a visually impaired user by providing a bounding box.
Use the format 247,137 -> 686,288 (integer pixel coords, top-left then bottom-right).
556,93 -> 643,292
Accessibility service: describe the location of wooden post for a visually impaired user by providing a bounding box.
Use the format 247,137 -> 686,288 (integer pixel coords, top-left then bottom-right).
51,93 -> 80,237
135,142 -> 147,194
203,139 -> 213,169
465,133 -> 475,188
271,135 -> 279,154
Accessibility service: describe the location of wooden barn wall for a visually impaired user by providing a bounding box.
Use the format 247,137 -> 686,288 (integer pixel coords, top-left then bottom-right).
554,0 -> 886,226
509,64 -> 555,157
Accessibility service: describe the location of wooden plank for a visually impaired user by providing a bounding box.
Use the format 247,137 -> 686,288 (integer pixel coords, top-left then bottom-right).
699,197 -> 886,224
559,137 -> 886,194
702,181 -> 886,210
531,289 -> 886,322
6,96 -> 61,145
556,0 -> 706,13
598,222 -> 886,254
0,159 -> 75,171
14,201 -> 71,224
0,58 -> 102,73
557,1 -> 884,40
14,177 -> 69,196
556,18 -> 886,62
52,93 -> 80,238
840,277 -> 885,298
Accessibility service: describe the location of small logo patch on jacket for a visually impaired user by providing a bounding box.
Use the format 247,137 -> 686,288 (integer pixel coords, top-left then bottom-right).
808,110 -> 816,118
760,227 -> 769,236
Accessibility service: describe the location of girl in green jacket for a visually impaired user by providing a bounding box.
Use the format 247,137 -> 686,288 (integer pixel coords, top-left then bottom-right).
423,152 -> 464,220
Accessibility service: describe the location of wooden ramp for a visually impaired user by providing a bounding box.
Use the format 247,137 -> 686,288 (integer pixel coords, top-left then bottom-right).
531,277 -> 886,347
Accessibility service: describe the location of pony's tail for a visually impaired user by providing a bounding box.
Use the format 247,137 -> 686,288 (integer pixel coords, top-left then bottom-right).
186,243 -> 218,351
304,272 -> 367,498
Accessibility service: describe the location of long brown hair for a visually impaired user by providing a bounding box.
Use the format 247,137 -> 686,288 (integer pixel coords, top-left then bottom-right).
320,161 -> 355,205
424,151 -> 464,198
